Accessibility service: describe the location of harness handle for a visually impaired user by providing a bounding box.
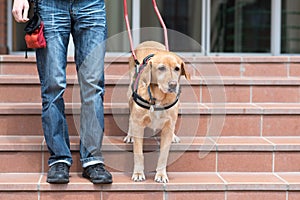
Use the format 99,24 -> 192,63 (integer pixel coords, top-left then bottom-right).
123,0 -> 169,63
123,0 -> 138,62
151,0 -> 169,51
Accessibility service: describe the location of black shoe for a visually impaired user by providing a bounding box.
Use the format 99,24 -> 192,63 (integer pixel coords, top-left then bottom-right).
82,163 -> 113,184
47,162 -> 70,184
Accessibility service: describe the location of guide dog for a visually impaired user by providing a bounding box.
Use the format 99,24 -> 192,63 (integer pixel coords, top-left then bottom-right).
124,41 -> 190,183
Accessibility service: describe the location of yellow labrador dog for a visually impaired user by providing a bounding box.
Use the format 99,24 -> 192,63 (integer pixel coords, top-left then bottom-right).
124,41 -> 190,183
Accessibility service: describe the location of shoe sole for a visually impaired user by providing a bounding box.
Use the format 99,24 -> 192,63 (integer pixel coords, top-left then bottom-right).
82,173 -> 112,184
47,178 -> 69,184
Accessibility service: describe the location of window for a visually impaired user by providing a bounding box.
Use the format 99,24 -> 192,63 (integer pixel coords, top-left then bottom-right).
7,0 -> 300,55
8,0 -> 132,54
141,0 -> 202,52
10,1 -> 34,52
281,0 -> 300,53
210,0 -> 271,53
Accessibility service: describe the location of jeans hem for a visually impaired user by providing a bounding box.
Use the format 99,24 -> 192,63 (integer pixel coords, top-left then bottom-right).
49,160 -> 72,167
81,157 -> 104,168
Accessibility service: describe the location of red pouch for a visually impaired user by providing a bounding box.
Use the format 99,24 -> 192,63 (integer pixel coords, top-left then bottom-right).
24,13 -> 46,49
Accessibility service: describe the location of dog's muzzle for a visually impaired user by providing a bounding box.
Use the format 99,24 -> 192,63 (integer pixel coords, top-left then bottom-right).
168,81 -> 178,93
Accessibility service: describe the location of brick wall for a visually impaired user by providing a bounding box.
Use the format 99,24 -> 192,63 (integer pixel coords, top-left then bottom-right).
0,0 -> 7,54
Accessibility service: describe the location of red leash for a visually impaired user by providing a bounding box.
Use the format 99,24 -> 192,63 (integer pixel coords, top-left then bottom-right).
123,0 -> 169,64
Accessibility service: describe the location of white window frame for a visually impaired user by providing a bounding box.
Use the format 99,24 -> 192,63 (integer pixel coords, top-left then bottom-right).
7,1 -> 13,54
132,0 -> 141,47
204,0 -> 210,55
271,0 -> 281,55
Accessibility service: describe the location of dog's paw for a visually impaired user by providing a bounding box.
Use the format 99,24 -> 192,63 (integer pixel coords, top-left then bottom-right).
132,172 -> 146,182
154,172 -> 169,183
124,135 -> 134,143
172,134 -> 180,143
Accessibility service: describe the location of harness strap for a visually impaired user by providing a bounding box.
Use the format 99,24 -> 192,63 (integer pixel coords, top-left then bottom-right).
147,86 -> 156,105
132,54 -> 154,92
132,91 -> 179,111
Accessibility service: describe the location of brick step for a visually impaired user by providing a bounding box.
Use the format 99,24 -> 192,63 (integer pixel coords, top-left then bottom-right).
0,55 -> 299,77
0,172 -> 300,200
1,135 -> 300,173
0,55 -> 129,76
0,75 -> 300,103
0,102 -> 300,137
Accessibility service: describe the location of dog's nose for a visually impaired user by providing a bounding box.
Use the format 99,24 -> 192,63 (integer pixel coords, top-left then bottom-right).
168,81 -> 177,91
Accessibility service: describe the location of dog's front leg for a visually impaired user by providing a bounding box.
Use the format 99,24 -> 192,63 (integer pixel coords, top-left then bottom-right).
155,124 -> 174,183
132,125 -> 146,181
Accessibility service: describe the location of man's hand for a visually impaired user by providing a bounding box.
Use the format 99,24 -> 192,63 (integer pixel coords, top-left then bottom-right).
12,0 -> 30,23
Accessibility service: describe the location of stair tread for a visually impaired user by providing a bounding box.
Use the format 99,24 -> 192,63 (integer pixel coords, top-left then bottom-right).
0,172 -> 299,191
1,135 -> 300,152
1,55 -> 300,62
1,74 -> 300,85
0,54 -> 130,62
0,102 -> 300,115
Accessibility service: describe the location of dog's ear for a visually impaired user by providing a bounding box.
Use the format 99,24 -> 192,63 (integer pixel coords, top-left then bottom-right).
181,61 -> 191,80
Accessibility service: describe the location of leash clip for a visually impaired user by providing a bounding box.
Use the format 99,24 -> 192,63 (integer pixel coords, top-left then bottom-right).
135,64 -> 140,74
135,59 -> 140,73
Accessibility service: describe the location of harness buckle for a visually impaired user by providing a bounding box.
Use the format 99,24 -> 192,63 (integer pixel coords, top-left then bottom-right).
150,105 -> 155,112
149,97 -> 156,112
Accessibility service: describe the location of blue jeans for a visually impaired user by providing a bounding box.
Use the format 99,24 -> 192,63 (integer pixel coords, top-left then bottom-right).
36,0 -> 107,168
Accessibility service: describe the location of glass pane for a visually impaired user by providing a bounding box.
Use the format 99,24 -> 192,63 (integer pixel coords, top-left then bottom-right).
281,0 -> 300,53
141,0 -> 202,52
106,0 -> 132,52
12,21 -> 27,51
211,0 -> 271,53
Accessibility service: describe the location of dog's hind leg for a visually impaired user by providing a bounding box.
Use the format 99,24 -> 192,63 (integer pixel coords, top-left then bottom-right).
172,133 -> 180,143
124,135 -> 134,143
124,128 -> 134,143
124,115 -> 134,143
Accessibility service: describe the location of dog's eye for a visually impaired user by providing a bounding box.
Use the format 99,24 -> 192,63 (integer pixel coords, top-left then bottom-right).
174,66 -> 180,72
158,66 -> 166,71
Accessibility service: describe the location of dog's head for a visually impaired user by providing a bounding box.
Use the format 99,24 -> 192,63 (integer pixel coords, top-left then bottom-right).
148,52 -> 190,94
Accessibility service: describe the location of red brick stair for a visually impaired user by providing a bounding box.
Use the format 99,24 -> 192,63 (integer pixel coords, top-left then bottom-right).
0,55 -> 300,200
